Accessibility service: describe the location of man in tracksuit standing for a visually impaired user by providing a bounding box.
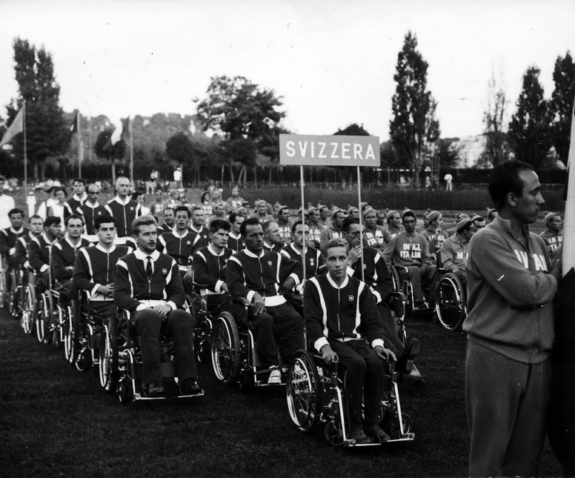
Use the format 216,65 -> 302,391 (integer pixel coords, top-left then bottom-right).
304,237 -> 396,444
78,184 -> 107,241
227,217 -> 304,385
105,176 -> 141,241
464,160 -> 561,477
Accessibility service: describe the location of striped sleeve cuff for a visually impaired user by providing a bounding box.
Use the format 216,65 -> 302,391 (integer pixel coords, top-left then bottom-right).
371,339 -> 384,349
314,337 -> 329,353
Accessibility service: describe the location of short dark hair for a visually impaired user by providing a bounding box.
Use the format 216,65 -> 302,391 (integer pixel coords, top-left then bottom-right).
44,216 -> 61,229
291,220 -> 305,234
488,160 -> 534,210
95,214 -> 116,230
240,217 -> 261,237
8,208 -> 24,218
28,214 -> 42,224
209,219 -> 231,234
229,212 -> 242,224
174,205 -> 191,218
52,186 -> 67,198
73,178 -> 86,186
262,220 -> 277,233
325,238 -> 349,255
341,217 -> 359,233
65,214 -> 84,227
163,206 -> 175,215
131,191 -> 144,201
132,215 -> 157,235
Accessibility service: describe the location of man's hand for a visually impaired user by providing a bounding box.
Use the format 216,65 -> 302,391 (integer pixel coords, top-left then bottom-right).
97,284 -> 114,297
282,277 -> 296,292
374,345 -> 397,363
221,282 -> 230,294
252,293 -> 265,315
153,304 -> 172,319
320,344 -> 338,365
349,246 -> 362,264
65,266 -> 74,271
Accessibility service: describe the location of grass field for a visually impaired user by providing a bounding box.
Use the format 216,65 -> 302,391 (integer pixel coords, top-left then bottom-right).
0,309 -> 562,477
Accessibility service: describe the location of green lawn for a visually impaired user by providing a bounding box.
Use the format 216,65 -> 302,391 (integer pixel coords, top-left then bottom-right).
0,310 -> 562,477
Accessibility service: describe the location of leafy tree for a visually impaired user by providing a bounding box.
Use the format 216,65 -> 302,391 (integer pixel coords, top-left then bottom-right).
508,67 -> 553,168
5,38 -> 69,180
435,138 -> 462,169
334,123 -> 371,183
196,76 -> 287,184
93,129 -> 125,184
478,73 -> 512,167
550,51 -> 575,165
165,131 -> 210,186
389,32 -> 440,187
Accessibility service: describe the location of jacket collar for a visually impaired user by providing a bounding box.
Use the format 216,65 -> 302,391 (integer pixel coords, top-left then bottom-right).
244,248 -> 265,259
134,249 -> 160,261
327,272 -> 349,289
96,243 -> 117,254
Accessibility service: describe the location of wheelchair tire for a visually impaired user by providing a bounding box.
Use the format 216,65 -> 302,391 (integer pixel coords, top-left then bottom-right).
64,306 -> 74,362
117,379 -> 133,405
99,314 -> 120,394
389,264 -> 402,293
211,312 -> 241,384
36,292 -> 51,343
323,420 -> 345,446
21,284 -> 35,335
434,273 -> 466,331
286,350 -> 323,433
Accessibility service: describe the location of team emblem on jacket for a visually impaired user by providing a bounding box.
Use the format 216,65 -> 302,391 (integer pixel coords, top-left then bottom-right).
130,207 -> 133,210
268,260 -> 272,266
162,268 -> 168,275
187,241 -> 191,245
349,295 -> 354,302
310,259 -> 315,266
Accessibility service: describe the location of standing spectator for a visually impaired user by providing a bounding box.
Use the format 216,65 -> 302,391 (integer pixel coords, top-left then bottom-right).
226,186 -> 244,212
132,191 -> 150,216
200,191 -> 213,218
0,176 -> 16,230
463,160 -> 560,477
208,202 -> 226,225
78,184 -> 107,240
148,190 -> 164,221
105,176 -> 141,241
38,187 -> 73,223
173,166 -> 182,188
67,178 -> 88,212
26,191 -> 36,218
444,173 -> 453,191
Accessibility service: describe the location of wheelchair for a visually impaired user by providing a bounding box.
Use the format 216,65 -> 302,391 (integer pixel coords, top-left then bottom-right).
286,349 -> 415,447
7,265 -> 23,319
100,307 -> 205,404
391,263 -> 436,318
210,295 -> 300,392
433,268 -> 466,332
18,268 -> 37,335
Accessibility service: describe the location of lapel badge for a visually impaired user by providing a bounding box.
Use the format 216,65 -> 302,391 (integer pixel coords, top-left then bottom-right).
349,295 -> 354,302
162,268 -> 168,275
268,260 -> 272,267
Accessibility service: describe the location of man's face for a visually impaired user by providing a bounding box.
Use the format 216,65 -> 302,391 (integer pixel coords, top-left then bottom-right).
87,187 -> 99,203
232,187 -> 239,197
191,210 -> 204,227
462,225 -> 476,242
265,222 -> 281,244
257,203 -> 267,215
326,246 -> 349,280
155,191 -> 162,201
511,170 -> 545,225
364,212 -> 377,228
136,194 -> 145,204
279,208 -> 290,222
211,228 -> 229,249
403,215 -> 416,234
135,224 -> 157,254
334,212 -> 346,228
164,209 -> 175,226
46,221 -> 62,239
429,215 -> 443,230
214,203 -> 224,215
73,181 -> 85,195
349,208 -> 359,219
345,224 -> 362,248
244,224 -> 264,253
170,190 -> 178,199
320,209 -> 329,221
9,213 -> 23,229
389,213 -> 401,228
66,218 -> 84,239
293,224 -> 310,248
549,215 -> 563,233
175,211 -> 190,231
116,178 -> 131,197
97,222 -> 116,246
309,210 -> 320,223
29,218 -> 43,235
232,216 -> 244,234
377,213 -> 385,226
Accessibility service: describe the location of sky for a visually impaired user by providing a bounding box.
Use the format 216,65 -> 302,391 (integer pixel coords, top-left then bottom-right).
0,0 -> 573,141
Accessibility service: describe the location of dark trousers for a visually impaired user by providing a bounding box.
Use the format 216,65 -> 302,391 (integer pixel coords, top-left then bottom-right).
249,302 -> 304,368
329,339 -> 386,429
133,309 -> 197,386
377,302 -> 404,356
398,264 -> 436,302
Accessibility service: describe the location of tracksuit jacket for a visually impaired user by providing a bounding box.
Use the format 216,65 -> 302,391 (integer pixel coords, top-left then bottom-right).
439,234 -> 468,272
189,225 -> 209,252
227,232 -> 244,253
105,196 -> 141,238
0,227 -> 28,267
463,215 -> 557,363
114,249 -> 185,313
15,232 -> 36,267
280,243 -> 325,280
363,226 -> 391,250
319,225 -> 343,252
28,233 -> 57,273
51,236 -> 91,283
78,202 -> 108,236
347,246 -> 392,305
74,244 -> 132,300
227,248 -> 302,306
67,193 -> 88,214
382,230 -> 433,268
421,227 -> 447,254
193,244 -> 233,293
539,229 -> 563,256
157,230 -> 199,272
304,274 -> 385,352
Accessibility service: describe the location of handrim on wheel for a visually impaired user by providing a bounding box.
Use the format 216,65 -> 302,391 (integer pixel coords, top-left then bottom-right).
210,312 -> 240,384
36,292 -> 50,343
21,284 -> 35,335
99,314 -> 120,393
434,273 -> 466,331
286,350 -> 323,433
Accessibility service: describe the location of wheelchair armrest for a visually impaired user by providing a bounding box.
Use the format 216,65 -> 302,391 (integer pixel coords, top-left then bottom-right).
388,291 -> 407,302
231,296 -> 250,307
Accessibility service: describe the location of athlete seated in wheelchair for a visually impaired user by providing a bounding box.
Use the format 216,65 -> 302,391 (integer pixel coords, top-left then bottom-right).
286,238 -> 413,446
435,218 -> 475,331
72,214 -> 133,374
0,208 -> 28,309
113,215 -> 203,400
382,209 -> 436,311
225,217 -> 305,386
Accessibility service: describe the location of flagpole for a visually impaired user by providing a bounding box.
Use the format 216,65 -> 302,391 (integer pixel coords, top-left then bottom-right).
77,111 -> 82,179
23,101 -> 27,198
129,118 -> 134,186
300,165 -> 306,283
357,166 -> 364,283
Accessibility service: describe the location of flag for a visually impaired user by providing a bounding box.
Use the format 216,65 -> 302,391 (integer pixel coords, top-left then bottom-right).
103,117 -> 130,151
70,110 -> 79,134
0,107 -> 24,148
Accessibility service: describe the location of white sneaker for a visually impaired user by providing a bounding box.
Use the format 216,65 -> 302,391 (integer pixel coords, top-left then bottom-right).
268,369 -> 282,384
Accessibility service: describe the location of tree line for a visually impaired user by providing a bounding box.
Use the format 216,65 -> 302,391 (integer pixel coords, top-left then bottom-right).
1,35 -> 573,186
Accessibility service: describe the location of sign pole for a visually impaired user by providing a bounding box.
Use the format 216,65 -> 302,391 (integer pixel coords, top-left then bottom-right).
23,100 -> 27,198
78,111 -> 82,179
300,164 -> 306,283
357,166 -> 364,282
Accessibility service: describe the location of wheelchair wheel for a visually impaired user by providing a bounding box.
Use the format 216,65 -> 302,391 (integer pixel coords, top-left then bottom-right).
8,270 -> 18,316
99,314 -> 120,393
389,265 -> 402,293
434,273 -> 466,331
117,379 -> 133,405
286,350 -> 323,433
36,292 -> 51,343
64,306 -> 74,362
211,312 -> 241,384
324,420 -> 345,446
21,284 -> 35,335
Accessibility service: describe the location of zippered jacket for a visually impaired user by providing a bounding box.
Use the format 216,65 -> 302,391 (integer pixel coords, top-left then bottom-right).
193,244 -> 233,293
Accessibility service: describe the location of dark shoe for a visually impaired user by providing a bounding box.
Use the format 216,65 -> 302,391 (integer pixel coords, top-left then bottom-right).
404,338 -> 420,360
180,378 -> 203,395
350,426 -> 371,444
367,424 -> 390,443
144,380 -> 165,397
413,301 -> 430,311
402,363 -> 425,386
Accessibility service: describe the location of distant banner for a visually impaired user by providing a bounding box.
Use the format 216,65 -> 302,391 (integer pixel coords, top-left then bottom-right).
279,134 -> 380,167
